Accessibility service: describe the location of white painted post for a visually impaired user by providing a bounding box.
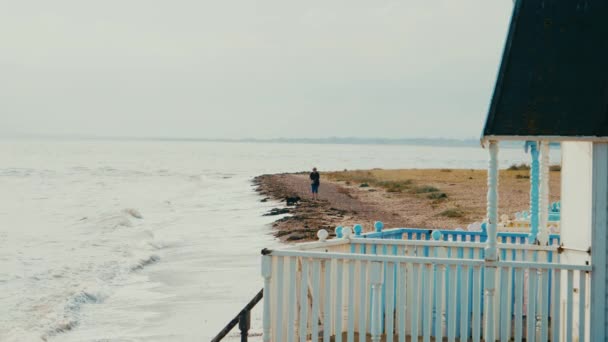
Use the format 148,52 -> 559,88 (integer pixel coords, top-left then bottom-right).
486,141 -> 499,261
538,141 -> 550,245
484,141 -> 499,342
262,255 -> 273,342
370,261 -> 383,342
590,143 -> 608,342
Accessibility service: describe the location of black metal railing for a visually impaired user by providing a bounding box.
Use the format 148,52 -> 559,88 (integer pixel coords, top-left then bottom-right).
210,289 -> 263,342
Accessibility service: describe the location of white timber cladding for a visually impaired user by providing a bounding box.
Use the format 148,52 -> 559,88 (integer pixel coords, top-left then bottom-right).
591,143 -> 608,341
560,142 -> 593,341
560,142 -> 593,254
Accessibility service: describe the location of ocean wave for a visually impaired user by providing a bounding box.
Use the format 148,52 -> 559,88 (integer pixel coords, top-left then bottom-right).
98,214 -> 133,229
0,168 -> 56,178
6,205 -> 164,340
144,238 -> 179,250
41,287 -> 108,341
139,230 -> 181,251
130,254 -> 161,271
96,208 -> 143,230
211,172 -> 237,180
45,319 -> 79,340
123,208 -> 143,219
67,166 -> 152,178
145,239 -> 165,250
2,328 -> 44,342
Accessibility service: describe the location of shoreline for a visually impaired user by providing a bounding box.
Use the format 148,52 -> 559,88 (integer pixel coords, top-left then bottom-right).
254,168 -> 561,242
253,173 -> 363,241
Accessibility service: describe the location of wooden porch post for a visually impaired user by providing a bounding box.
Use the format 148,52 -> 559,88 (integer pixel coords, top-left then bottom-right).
261,255 -> 272,342
484,140 -> 499,341
486,140 -> 499,260
528,141 -> 540,243
370,261 -> 383,342
538,141 -> 550,245
590,143 -> 608,341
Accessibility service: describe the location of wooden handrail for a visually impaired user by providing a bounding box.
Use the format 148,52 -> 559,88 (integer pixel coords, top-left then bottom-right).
210,289 -> 263,342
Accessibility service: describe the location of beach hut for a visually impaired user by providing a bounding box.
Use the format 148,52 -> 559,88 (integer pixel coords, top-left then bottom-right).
483,0 -> 608,339
249,1 -> 608,341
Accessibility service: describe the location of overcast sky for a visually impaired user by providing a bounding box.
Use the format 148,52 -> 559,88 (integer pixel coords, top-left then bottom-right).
1,1 -> 513,139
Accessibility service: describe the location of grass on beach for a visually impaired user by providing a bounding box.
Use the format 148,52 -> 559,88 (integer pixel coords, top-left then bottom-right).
327,170 -> 437,195
325,168 -> 561,226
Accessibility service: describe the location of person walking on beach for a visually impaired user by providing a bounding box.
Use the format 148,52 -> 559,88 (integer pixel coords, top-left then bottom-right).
310,167 -> 320,200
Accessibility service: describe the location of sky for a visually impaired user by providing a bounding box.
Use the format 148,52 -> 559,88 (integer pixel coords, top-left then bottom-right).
0,1 -> 513,140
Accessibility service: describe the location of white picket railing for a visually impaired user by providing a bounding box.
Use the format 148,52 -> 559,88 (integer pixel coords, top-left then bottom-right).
262,242 -> 590,342
284,237 -> 559,264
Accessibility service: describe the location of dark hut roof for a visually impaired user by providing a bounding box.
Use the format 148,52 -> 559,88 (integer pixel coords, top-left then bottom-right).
482,0 -> 608,141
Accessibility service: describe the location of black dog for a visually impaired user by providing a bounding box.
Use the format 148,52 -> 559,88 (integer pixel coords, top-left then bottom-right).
285,196 -> 301,206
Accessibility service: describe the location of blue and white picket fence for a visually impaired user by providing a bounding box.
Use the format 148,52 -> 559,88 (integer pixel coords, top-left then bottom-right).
262,244 -> 590,342
306,237 -> 560,334
356,226 -> 561,245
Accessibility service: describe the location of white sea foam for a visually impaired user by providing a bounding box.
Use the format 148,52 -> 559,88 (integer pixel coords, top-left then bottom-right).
130,255 -> 161,271
0,200 -> 166,340
42,286 -> 109,340
3,328 -> 43,342
124,208 -> 143,220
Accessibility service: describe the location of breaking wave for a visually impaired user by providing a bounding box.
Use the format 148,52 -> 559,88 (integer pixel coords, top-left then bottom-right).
94,208 -> 144,230
124,208 -> 143,219
130,254 -> 161,271
23,207 -> 167,340
41,287 -> 108,341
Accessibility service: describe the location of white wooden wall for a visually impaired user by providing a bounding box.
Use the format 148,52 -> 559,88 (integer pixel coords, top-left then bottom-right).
560,142 -> 593,341
590,143 -> 608,341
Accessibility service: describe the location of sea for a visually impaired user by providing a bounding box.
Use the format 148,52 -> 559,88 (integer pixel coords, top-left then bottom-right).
0,140 -> 561,341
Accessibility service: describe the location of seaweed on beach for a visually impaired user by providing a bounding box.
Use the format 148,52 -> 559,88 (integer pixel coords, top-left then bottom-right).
412,185 -> 439,194
439,208 -> 464,218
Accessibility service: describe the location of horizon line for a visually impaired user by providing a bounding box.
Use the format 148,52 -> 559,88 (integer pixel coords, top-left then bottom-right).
2,133 -> 482,142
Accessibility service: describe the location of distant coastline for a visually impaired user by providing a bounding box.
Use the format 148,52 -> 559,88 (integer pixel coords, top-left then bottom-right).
219,137 -> 484,147
1,134 -> 524,148
2,134 -> 563,149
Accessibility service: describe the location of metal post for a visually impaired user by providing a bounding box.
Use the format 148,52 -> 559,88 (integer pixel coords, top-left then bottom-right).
239,310 -> 251,342
210,289 -> 263,342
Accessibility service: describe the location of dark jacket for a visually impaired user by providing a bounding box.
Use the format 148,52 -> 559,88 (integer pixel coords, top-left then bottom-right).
309,171 -> 320,185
